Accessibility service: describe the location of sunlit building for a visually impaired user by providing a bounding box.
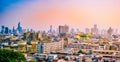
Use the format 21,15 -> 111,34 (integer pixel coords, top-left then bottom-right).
43,40 -> 64,53
29,40 -> 38,53
18,40 -> 27,52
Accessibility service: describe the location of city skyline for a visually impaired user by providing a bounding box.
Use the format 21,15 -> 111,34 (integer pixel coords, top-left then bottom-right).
1,0 -> 120,31
0,22 -> 119,34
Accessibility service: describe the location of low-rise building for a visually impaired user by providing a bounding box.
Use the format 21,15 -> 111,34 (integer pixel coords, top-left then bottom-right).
18,40 -> 27,52
43,41 -> 63,53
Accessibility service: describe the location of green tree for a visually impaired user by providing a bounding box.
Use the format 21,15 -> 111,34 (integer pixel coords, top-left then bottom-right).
78,50 -> 85,54
0,49 -> 26,62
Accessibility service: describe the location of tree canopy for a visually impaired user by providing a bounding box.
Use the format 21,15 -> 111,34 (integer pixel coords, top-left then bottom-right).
0,49 -> 26,62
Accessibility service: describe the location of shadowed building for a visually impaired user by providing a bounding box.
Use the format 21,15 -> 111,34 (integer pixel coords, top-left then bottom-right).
59,25 -> 69,34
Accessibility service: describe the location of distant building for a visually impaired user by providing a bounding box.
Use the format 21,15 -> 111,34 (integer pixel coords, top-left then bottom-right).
107,27 -> 113,39
17,22 -> 22,34
107,27 -> 113,35
12,26 -> 16,35
76,28 -> 80,34
85,28 -> 90,34
1,25 -> 5,34
5,27 -> 9,34
91,24 -> 99,35
48,25 -> 53,34
70,28 -> 75,34
59,25 -> 69,34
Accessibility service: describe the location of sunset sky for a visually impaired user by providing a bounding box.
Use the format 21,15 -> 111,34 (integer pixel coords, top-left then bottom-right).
0,0 -> 120,31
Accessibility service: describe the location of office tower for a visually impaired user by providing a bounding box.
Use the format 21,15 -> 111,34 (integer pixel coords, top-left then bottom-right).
76,28 -> 80,34
70,28 -> 75,34
9,29 -> 11,34
56,28 -> 59,34
107,27 -> 113,36
50,25 -> 52,33
38,42 -> 43,53
5,27 -> 9,34
17,22 -> 22,34
30,29 -> 34,32
59,25 -> 69,34
48,25 -> 53,34
91,24 -> 99,34
27,29 -> 29,32
94,24 -> 99,34
1,25 -> 5,34
85,28 -> 90,34
12,26 -> 16,35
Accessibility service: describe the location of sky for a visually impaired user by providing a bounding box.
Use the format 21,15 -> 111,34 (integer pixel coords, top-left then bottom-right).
0,0 -> 120,32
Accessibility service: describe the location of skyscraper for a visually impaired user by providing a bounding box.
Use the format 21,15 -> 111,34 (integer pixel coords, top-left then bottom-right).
85,28 -> 90,34
1,25 -> 5,34
70,28 -> 75,34
59,25 -> 69,34
17,22 -> 22,34
12,26 -> 16,35
107,27 -> 113,35
94,24 -> 99,33
76,28 -> 80,34
5,27 -> 9,34
91,24 -> 99,34
48,25 -> 53,34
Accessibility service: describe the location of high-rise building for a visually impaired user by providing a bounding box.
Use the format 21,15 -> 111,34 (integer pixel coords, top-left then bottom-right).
50,25 -> 52,33
107,27 -> 113,35
12,26 -> 16,35
38,42 -> 43,53
17,22 -> 22,34
1,25 -> 5,34
94,24 -> 99,34
91,24 -> 99,34
59,25 -> 69,34
48,25 -> 53,34
5,27 -> 9,34
9,29 -> 12,34
76,28 -> 80,34
70,28 -> 75,34
85,28 -> 90,34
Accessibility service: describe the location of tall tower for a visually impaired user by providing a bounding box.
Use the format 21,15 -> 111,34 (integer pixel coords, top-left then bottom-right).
48,25 -> 53,34
85,28 -> 90,34
5,27 -> 9,34
59,25 -> 69,34
94,24 -> 98,33
107,27 -> 113,35
1,25 -> 5,34
12,26 -> 16,35
17,22 -> 22,34
91,24 -> 99,35
70,28 -> 75,34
